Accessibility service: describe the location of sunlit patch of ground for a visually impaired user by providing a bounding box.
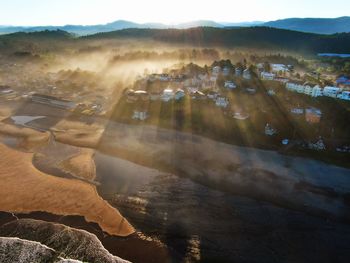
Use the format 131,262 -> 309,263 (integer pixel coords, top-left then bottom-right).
58,148 -> 96,181
52,119 -> 105,148
0,143 -> 134,237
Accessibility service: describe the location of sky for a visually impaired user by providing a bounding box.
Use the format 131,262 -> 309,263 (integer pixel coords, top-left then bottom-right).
0,0 -> 349,26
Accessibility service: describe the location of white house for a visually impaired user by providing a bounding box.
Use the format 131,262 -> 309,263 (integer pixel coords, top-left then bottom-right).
311,85 -> 323,97
291,108 -> 304,114
207,90 -> 219,100
215,96 -> 229,108
132,110 -> 148,121
224,81 -> 237,89
222,67 -> 231,76
212,66 -> 221,76
162,88 -> 175,102
265,123 -> 277,136
243,69 -> 252,80
260,72 -> 275,80
235,68 -> 242,77
174,89 -> 185,100
323,86 -> 341,98
338,90 -> 350,100
304,85 -> 313,96
271,64 -> 288,73
191,90 -> 206,100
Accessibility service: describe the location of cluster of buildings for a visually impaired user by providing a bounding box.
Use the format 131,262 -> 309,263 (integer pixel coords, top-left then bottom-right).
285,82 -> 350,100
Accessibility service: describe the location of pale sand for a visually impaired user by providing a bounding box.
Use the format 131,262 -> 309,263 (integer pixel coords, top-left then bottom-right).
0,123 -> 50,149
58,149 -> 96,181
52,119 -> 105,148
0,143 -> 134,237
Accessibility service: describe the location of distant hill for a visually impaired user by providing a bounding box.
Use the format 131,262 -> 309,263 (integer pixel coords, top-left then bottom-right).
2,27 -> 350,55
2,17 -> 350,36
86,27 -> 350,54
0,20 -> 226,36
263,17 -> 350,34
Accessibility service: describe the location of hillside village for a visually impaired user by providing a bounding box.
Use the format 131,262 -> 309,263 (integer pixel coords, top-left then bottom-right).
115,59 -> 350,157
1,57 -> 350,164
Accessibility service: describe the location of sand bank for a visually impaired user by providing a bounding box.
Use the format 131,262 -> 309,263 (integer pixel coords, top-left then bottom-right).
0,143 -> 134,237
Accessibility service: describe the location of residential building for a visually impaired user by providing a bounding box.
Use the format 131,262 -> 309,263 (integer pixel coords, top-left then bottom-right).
336,76 -> 350,88
215,96 -> 229,108
265,123 -> 277,136
260,72 -> 275,80
222,67 -> 231,76
338,90 -> 350,100
305,108 -> 322,124
291,108 -> 304,114
162,88 -> 175,102
304,85 -> 313,96
174,89 -> 185,100
212,66 -> 221,76
132,110 -> 148,121
224,81 -> 237,89
308,138 -> 326,150
323,86 -> 341,98
191,90 -> 206,100
243,69 -> 252,80
271,64 -> 288,73
207,90 -> 219,100
311,85 -> 323,97
235,68 -> 242,77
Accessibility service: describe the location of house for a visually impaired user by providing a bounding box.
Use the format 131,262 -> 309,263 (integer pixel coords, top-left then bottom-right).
308,138 -> 326,150
207,90 -> 219,100
132,110 -> 148,121
222,67 -> 231,76
215,96 -> 229,108
291,108 -> 304,114
31,94 -> 76,110
271,64 -> 288,73
337,90 -> 350,100
245,87 -> 256,94
260,72 -> 275,80
282,139 -> 289,145
159,74 -> 170,81
212,66 -> 221,76
275,77 -> 289,83
311,85 -> 323,97
304,85 -> 313,96
323,86 -> 341,98
233,112 -> 249,120
336,76 -> 350,88
174,89 -> 185,100
134,90 -> 149,101
286,82 -> 305,93
191,90 -> 206,100
265,123 -> 277,136
305,108 -> 322,123
224,81 -> 236,89
235,68 -> 242,77
243,69 -> 252,80
267,89 -> 276,96
162,88 -> 175,102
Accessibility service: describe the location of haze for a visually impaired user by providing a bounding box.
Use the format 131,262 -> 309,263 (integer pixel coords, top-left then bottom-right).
1,0 -> 350,26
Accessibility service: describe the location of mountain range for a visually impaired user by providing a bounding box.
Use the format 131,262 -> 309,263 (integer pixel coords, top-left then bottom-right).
2,26 -> 350,55
1,17 -> 350,36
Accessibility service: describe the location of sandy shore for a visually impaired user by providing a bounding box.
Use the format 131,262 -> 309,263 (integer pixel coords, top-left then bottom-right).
58,148 -> 96,181
0,143 -> 134,237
